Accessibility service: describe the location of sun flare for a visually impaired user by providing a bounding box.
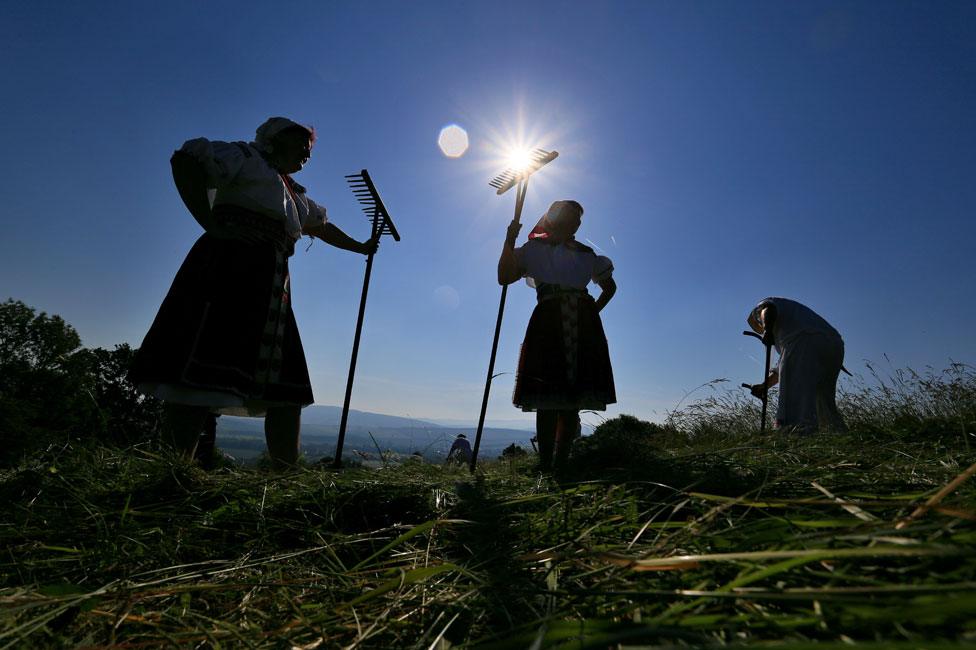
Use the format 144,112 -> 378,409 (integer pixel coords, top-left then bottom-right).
506,148 -> 533,172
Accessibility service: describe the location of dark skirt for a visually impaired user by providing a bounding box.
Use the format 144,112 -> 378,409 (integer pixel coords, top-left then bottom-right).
129,206 -> 313,411
512,289 -> 616,412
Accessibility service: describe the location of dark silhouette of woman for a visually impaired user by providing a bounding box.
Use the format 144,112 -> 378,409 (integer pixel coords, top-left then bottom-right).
497,200 -> 616,471
130,117 -> 377,468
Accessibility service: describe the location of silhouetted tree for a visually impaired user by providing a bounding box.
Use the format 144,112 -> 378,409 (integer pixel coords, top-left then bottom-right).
0,299 -> 92,462
0,299 -> 160,465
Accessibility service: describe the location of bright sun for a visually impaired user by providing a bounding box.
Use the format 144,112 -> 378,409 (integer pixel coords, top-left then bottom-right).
506,148 -> 532,172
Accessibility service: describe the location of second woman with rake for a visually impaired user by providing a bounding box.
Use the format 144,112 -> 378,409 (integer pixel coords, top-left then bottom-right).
498,200 -> 617,472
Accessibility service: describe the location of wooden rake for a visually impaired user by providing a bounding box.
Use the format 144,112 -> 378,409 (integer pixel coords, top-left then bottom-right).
470,149 -> 558,472
334,170 -> 400,468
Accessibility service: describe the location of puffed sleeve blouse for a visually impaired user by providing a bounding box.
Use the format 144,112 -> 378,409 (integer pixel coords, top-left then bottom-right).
178,138 -> 328,240
514,239 -> 614,289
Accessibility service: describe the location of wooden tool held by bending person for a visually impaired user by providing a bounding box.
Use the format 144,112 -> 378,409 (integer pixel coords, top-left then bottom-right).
742,330 -> 772,434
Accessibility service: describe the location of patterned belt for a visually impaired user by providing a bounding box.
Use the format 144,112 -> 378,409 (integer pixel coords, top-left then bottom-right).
535,283 -> 590,303
212,204 -> 295,255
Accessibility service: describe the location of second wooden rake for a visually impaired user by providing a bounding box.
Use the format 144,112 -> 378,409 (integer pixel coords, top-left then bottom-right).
333,170 -> 400,468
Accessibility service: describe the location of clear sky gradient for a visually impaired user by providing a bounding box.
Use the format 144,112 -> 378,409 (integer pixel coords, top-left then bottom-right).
2,1 -> 974,428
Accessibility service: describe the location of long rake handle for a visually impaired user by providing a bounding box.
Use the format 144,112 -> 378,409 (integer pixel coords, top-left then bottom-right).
470,180 -> 529,472
334,235 -> 378,468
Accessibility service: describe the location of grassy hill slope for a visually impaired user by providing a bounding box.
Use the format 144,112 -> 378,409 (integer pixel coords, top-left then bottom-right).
2,365 -> 975,647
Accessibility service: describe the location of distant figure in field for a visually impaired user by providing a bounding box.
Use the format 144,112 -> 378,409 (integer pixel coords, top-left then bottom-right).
498,200 -> 617,471
130,117 -> 378,469
747,297 -> 847,434
446,434 -> 472,464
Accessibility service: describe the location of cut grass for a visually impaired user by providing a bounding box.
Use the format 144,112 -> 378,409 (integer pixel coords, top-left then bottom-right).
2,373 -> 976,647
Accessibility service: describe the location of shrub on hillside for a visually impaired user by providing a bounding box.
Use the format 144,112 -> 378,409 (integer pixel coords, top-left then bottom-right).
500,443 -> 528,459
569,414 -> 671,474
75,344 -> 161,446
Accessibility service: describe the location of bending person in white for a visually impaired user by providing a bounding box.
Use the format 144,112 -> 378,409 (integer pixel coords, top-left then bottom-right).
747,297 -> 848,434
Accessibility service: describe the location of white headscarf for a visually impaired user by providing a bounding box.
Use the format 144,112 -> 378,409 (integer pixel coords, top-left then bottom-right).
252,117 -> 314,153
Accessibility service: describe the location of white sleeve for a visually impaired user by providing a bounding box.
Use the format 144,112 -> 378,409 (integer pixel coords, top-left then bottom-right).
302,196 -> 329,229
592,255 -> 614,283
177,138 -> 246,189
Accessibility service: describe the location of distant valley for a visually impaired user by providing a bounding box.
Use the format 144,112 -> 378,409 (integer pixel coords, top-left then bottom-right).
217,405 -> 535,463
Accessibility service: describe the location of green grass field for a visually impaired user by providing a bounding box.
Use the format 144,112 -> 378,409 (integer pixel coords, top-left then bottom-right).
2,367 -> 975,648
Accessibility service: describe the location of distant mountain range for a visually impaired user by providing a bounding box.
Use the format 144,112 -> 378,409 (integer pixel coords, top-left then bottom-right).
216,405 -> 535,462
427,417 -> 535,431
297,405 -> 441,429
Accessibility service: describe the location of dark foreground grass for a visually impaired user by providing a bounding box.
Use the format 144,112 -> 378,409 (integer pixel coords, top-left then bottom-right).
2,368 -> 976,648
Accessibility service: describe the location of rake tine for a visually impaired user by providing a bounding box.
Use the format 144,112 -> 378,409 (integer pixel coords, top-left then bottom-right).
344,170 -> 401,242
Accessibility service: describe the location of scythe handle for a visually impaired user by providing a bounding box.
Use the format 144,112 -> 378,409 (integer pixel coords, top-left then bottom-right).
742,330 -> 772,434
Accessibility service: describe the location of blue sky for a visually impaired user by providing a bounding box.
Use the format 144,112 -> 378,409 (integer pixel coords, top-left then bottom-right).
2,1 -> 974,428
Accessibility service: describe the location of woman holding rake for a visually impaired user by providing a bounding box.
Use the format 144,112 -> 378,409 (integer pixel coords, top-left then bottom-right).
130,117 -> 377,468
498,200 -> 617,472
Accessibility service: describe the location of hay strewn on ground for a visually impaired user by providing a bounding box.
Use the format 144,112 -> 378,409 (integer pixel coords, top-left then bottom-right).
2,368 -> 975,648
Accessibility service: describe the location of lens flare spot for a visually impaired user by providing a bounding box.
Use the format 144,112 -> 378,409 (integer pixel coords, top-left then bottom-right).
438,124 -> 469,158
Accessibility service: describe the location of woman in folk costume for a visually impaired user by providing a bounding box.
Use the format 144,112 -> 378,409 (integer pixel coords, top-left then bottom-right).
498,200 -> 617,471
130,117 -> 378,468
747,297 -> 848,434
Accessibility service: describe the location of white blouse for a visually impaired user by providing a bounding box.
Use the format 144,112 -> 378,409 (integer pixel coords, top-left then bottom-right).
515,239 -> 614,289
179,138 -> 328,240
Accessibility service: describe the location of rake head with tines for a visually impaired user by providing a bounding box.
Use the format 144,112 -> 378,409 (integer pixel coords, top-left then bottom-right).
334,168 -> 400,468
345,169 -> 401,241
488,149 -> 559,195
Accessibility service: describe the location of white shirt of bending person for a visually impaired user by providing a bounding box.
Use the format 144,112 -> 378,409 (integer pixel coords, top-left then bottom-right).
179,138 -> 328,240
751,297 -> 842,354
514,239 -> 614,289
